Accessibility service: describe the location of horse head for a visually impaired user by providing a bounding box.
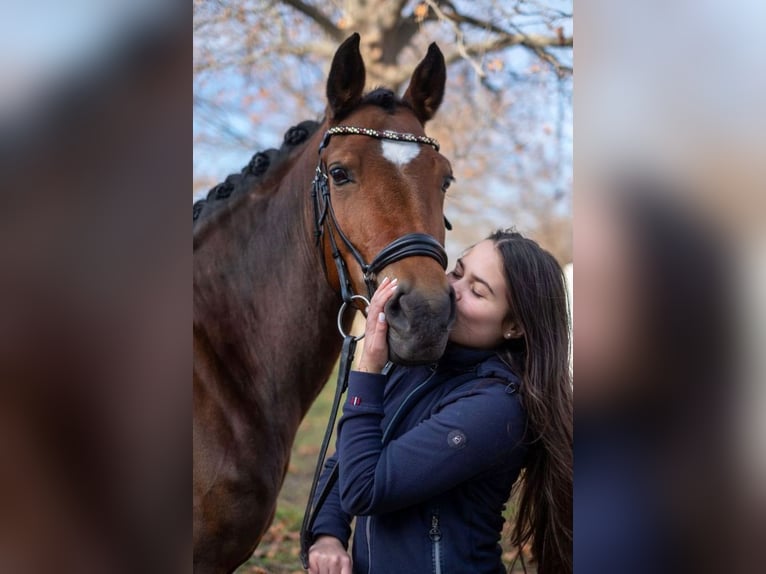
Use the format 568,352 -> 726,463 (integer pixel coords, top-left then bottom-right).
318,33 -> 455,365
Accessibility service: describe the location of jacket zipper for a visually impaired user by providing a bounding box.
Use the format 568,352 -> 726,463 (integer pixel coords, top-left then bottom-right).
365,515 -> 373,574
366,367 -> 437,574
429,510 -> 443,574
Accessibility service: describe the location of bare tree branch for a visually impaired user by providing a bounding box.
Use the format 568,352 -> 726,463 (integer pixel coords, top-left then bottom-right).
527,45 -> 573,77
194,41 -> 336,74
424,0 -> 486,77
440,30 -> 572,77
428,0 -> 572,76
280,0 -> 344,41
438,0 -> 572,47
516,0 -> 572,20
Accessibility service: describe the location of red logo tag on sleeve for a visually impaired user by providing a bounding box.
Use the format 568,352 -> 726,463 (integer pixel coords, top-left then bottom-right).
350,396 -> 362,406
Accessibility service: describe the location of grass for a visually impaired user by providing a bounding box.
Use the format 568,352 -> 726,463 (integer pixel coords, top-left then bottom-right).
236,366 -> 534,573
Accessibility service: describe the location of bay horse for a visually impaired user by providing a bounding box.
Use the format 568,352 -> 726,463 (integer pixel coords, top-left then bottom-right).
193,34 -> 455,573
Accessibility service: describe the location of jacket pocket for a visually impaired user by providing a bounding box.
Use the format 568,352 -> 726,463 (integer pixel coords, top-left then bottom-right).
429,509 -> 443,574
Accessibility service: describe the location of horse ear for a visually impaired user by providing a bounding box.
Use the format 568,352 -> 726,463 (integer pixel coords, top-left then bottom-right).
326,33 -> 366,120
402,43 -> 446,124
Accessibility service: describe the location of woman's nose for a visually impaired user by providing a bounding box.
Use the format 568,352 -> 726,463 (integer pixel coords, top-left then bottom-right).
451,281 -> 463,301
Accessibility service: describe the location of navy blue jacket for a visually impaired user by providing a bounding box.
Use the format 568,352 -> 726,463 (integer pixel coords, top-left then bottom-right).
312,344 -> 527,574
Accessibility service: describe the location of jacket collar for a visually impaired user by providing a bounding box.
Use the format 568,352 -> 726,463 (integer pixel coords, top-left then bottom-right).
437,342 -> 496,371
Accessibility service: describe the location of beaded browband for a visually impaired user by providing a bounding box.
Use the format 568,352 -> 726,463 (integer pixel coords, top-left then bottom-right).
321,125 -> 440,152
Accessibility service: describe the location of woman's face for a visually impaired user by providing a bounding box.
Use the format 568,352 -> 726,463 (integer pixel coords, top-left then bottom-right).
447,240 -> 517,349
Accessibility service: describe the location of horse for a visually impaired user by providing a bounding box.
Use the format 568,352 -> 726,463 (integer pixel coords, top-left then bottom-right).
193,33 -> 456,573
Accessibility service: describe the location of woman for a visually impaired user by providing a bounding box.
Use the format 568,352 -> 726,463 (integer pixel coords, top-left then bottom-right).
308,229 -> 573,574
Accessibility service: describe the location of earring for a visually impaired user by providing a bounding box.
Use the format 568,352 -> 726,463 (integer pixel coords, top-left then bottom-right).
505,332 -> 512,339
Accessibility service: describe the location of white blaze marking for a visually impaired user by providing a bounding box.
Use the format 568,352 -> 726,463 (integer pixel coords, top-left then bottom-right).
381,140 -> 420,167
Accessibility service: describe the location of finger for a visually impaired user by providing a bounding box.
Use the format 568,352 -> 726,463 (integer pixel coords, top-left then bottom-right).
370,277 -> 398,309
309,551 -> 330,574
379,276 -> 398,295
369,312 -> 389,350
370,276 -> 389,302
379,279 -> 398,302
365,277 -> 398,336
366,293 -> 389,328
309,552 -> 324,574
364,306 -> 381,335
360,312 -> 389,366
324,557 -> 339,574
365,310 -> 386,340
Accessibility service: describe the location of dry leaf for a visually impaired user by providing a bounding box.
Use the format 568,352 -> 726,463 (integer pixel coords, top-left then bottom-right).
414,3 -> 428,22
487,58 -> 504,72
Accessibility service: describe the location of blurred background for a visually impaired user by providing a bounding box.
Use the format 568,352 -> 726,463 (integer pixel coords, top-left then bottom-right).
193,0 -> 573,265
1,3 -> 189,574
575,1 -> 766,572
1,0 -> 764,573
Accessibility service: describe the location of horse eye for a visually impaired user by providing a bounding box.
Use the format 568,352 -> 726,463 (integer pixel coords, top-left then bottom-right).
442,175 -> 454,192
329,166 -> 350,185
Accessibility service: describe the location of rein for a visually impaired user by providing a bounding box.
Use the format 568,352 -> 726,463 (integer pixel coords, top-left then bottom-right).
299,126 -> 448,569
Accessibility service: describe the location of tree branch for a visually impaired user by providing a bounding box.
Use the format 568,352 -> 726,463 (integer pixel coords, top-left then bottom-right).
440,0 -> 572,48
443,39 -> 572,77
526,45 -> 573,77
429,0 -> 572,76
194,41 -> 337,75
424,0 -> 486,77
280,0 -> 344,42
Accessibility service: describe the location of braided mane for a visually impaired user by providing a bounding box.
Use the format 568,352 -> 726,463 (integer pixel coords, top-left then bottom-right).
193,119 -> 321,226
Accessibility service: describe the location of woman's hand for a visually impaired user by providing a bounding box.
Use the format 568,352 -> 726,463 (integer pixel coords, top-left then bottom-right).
357,276 -> 398,374
308,535 -> 352,574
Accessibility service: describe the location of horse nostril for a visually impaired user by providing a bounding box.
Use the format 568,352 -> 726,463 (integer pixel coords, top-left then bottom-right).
384,283 -> 406,319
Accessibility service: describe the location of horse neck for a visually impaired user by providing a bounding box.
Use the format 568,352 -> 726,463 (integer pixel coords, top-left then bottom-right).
194,128 -> 343,417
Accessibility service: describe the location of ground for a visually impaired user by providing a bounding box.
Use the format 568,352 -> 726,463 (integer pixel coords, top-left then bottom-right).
235,369 -> 534,574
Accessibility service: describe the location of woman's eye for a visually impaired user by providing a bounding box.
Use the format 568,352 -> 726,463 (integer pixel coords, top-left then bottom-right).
329,167 -> 350,185
471,288 -> 484,298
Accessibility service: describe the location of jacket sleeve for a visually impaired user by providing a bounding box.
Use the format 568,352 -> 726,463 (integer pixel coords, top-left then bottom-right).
337,371 -> 526,516
309,452 -> 353,547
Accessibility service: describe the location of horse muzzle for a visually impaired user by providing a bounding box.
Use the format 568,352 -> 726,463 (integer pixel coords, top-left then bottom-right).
384,283 -> 456,365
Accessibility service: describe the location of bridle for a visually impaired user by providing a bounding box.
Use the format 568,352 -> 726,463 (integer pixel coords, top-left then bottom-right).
311,125 -> 449,306
300,125 -> 451,569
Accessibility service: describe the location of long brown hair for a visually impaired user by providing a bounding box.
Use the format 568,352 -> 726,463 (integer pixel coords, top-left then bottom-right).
489,229 -> 573,574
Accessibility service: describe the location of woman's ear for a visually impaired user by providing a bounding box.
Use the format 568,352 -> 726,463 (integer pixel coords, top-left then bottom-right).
502,319 -> 524,340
